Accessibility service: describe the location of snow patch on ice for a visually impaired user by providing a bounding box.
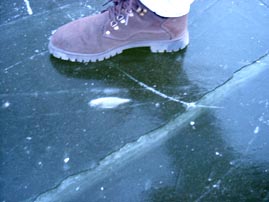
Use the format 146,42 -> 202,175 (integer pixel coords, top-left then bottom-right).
64,157 -> 70,163
89,97 -> 131,109
24,0 -> 33,15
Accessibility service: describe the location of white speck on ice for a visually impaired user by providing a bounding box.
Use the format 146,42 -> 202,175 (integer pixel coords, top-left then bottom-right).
64,157 -> 70,163
254,126 -> 260,134
100,186 -> 104,191
26,137 -> 32,140
212,184 -> 219,188
24,0 -> 33,15
190,121 -> 195,126
2,101 -> 10,108
75,186 -> 80,191
229,160 -> 236,166
89,97 -> 131,109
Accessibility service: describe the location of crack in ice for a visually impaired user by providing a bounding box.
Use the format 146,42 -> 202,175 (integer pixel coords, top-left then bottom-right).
117,68 -> 221,110
3,50 -> 48,73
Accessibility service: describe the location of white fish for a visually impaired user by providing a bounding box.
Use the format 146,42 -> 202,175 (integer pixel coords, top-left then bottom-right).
89,97 -> 131,109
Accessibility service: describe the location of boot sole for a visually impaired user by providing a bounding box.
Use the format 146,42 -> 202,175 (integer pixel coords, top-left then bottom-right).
49,31 -> 189,63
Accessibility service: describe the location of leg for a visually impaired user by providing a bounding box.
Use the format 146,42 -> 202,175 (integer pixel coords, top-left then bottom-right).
140,0 -> 194,17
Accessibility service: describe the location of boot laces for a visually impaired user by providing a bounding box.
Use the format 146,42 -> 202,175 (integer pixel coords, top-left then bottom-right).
103,0 -> 136,26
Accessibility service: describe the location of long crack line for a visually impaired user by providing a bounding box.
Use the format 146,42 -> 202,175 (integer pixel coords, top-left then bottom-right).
117,67 -> 222,110
195,51 -> 269,105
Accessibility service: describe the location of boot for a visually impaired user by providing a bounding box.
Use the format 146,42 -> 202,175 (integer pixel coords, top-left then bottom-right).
49,0 -> 189,62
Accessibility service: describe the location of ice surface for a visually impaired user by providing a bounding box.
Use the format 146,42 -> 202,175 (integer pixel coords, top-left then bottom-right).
1,0 -> 269,202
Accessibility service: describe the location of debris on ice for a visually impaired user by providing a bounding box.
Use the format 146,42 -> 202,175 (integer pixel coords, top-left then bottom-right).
89,97 -> 131,109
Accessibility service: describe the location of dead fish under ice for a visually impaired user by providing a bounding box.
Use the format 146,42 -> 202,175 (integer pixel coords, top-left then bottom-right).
89,97 -> 131,109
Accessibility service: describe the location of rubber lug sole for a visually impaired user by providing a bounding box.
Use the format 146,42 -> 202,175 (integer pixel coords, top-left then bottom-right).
49,31 -> 189,63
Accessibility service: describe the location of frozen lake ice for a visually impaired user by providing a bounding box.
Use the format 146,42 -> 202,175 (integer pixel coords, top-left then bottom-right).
0,0 -> 269,201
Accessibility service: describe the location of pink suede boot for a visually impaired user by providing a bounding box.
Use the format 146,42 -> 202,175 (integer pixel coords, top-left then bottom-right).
49,0 -> 189,62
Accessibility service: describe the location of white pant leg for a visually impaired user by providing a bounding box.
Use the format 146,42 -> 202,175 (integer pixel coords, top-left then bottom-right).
139,0 -> 194,17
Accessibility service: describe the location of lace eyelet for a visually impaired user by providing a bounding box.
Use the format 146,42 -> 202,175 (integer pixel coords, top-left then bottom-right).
136,7 -> 147,16
117,15 -> 124,21
117,15 -> 126,24
127,9 -> 134,17
136,7 -> 142,13
110,21 -> 118,28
